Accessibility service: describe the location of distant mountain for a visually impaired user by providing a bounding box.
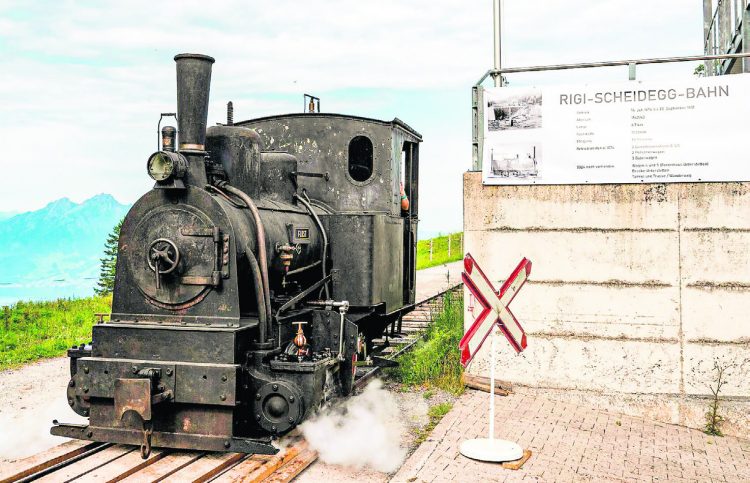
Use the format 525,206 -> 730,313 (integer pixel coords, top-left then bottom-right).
0,194 -> 131,304
0,211 -> 18,222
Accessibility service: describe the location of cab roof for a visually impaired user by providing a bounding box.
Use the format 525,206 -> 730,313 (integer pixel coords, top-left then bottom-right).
236,113 -> 422,141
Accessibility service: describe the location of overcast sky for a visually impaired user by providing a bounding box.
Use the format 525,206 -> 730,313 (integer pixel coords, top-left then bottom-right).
0,1 -> 702,236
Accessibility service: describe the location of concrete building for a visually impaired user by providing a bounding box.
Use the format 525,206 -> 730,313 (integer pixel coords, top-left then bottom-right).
463,178 -> 750,437
704,0 -> 750,74
462,5 -> 750,437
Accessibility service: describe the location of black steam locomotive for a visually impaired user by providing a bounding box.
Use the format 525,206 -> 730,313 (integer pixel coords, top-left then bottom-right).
52,54 -> 421,457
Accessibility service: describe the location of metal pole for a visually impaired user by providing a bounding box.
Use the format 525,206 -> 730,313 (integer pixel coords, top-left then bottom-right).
489,329 -> 496,440
492,0 -> 502,87
703,0 -> 714,73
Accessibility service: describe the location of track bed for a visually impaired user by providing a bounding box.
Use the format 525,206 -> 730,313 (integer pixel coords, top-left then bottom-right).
2,284 -> 462,483
0,437 -> 315,483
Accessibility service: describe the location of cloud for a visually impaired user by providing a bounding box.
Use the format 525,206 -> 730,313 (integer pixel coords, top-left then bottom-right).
0,0 -> 702,239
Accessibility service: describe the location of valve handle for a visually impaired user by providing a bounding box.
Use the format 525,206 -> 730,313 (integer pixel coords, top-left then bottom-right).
147,238 -> 180,289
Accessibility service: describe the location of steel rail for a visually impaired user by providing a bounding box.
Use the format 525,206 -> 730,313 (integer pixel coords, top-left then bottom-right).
15,443 -> 112,483
353,284 -> 463,390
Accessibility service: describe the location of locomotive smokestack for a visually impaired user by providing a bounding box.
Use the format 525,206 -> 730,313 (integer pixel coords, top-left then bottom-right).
174,53 -> 215,185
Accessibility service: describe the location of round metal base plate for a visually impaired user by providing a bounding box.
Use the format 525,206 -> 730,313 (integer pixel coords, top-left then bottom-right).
459,438 -> 523,462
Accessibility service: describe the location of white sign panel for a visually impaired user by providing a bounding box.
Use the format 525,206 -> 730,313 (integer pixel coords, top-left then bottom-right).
482,74 -> 750,185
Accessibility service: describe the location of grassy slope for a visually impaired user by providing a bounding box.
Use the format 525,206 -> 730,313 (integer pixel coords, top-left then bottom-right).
0,231 -> 463,369
416,232 -> 463,270
0,296 -> 111,370
393,291 -> 464,394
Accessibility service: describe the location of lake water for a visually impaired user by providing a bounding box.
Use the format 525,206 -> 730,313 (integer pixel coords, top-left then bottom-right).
0,281 -> 95,307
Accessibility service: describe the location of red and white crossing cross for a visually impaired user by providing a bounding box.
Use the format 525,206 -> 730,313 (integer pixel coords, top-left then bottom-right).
459,254 -> 532,367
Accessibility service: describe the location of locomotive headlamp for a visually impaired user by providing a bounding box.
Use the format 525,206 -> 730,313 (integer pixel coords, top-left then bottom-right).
147,151 -> 187,183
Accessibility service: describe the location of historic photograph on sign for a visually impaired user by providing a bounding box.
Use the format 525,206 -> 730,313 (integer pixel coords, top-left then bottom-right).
487,142 -> 541,179
487,88 -> 543,131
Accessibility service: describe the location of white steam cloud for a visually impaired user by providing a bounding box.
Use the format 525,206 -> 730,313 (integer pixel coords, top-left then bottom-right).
0,392 -> 86,461
300,379 -> 406,473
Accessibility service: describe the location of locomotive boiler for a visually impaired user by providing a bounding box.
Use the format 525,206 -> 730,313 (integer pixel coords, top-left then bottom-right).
52,53 -> 421,457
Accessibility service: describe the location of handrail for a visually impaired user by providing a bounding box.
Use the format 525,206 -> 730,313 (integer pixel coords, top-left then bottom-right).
475,52 -> 750,85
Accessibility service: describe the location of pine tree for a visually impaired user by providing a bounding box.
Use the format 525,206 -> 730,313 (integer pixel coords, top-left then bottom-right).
95,219 -> 123,296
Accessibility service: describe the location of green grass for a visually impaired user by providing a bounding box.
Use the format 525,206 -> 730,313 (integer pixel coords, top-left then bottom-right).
417,232 -> 463,270
392,291 -> 464,395
0,231 -> 462,369
414,402 -> 454,444
0,296 -> 112,370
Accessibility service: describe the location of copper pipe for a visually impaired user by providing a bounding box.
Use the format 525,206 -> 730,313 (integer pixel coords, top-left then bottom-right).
246,251 -> 267,343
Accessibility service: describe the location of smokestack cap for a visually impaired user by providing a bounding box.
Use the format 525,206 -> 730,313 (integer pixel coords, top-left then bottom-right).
174,53 -> 215,63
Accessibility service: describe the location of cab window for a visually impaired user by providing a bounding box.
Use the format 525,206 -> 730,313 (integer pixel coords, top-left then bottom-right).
348,136 -> 373,182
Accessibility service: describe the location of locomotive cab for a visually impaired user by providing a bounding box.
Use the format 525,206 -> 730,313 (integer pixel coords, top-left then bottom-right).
237,113 -> 421,344
52,53 -> 421,457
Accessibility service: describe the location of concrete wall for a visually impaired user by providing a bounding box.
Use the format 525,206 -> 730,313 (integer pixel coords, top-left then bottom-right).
463,172 -> 750,437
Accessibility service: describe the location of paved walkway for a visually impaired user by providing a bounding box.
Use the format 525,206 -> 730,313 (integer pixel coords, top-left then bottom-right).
393,389 -> 750,482
415,261 -> 463,303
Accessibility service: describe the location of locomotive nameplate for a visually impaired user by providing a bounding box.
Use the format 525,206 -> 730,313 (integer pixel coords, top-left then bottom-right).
291,226 -> 311,244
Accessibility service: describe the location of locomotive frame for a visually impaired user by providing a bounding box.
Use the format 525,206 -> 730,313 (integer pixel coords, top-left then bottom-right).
51,53 -> 421,458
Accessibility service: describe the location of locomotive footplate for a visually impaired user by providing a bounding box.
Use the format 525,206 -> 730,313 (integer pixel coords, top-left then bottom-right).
50,422 -> 278,454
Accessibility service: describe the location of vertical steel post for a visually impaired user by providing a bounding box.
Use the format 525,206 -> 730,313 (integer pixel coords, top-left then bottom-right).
492,0 -> 502,87
489,330 -> 496,440
704,0 -> 714,74
744,4 -> 750,72
472,86 -> 484,171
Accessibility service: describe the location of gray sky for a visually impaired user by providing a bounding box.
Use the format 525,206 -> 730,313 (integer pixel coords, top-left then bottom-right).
0,1 -> 702,236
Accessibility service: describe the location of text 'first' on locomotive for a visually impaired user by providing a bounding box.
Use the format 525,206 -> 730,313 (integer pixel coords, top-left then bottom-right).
52,54 -> 422,458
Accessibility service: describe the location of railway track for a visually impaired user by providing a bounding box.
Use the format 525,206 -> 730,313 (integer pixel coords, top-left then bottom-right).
1,284 -> 462,483
354,285 -> 462,388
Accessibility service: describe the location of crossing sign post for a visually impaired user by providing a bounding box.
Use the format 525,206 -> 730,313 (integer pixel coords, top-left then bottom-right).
458,254 -> 532,463
459,254 -> 531,366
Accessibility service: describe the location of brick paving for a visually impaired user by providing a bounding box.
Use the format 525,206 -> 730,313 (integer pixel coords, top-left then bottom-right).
392,389 -> 750,482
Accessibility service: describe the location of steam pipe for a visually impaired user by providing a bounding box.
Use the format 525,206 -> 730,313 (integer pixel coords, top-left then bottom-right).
219,183 -> 272,329
246,251 -> 267,343
337,303 -> 349,361
286,260 -> 321,277
295,192 -> 329,299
